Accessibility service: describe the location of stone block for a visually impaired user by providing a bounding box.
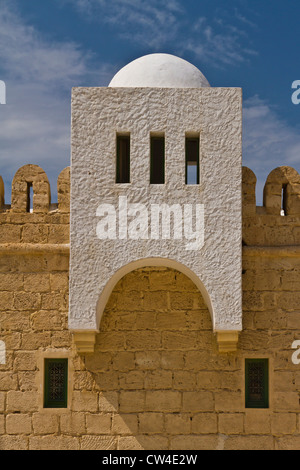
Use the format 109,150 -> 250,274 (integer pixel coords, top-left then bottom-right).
32,413 -> 59,435
6,414 -> 32,435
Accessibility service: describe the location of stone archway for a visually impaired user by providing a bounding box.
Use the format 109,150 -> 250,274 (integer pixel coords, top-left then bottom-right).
73,258 -> 239,354
96,258 -> 214,332
83,265 -> 226,450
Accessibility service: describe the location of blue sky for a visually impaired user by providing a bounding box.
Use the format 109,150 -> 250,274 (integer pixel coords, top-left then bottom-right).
0,0 -> 299,203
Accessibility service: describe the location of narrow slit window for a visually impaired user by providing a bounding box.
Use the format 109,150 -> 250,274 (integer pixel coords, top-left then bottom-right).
150,136 -> 165,184
281,184 -> 287,216
245,359 -> 269,409
26,182 -> 33,213
116,135 -> 130,183
185,137 -> 199,184
44,358 -> 68,408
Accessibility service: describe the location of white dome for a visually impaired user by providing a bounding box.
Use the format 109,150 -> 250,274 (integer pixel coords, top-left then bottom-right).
108,53 -> 210,88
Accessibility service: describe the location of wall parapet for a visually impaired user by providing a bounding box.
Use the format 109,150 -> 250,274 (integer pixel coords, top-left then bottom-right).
243,166 -> 300,246
0,165 -> 70,246
0,165 -> 70,214
0,163 -> 299,247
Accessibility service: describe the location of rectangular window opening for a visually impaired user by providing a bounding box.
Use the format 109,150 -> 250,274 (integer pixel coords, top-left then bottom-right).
185,137 -> 199,185
150,135 -> 165,184
281,184 -> 288,216
44,358 -> 68,408
116,134 -> 130,183
26,182 -> 33,213
245,358 -> 269,409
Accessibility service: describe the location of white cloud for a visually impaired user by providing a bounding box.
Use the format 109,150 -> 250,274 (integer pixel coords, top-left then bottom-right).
243,95 -> 300,204
1,0 -> 298,212
0,1 -> 113,203
0,2 -> 100,86
66,0 -> 257,65
184,12 -> 257,67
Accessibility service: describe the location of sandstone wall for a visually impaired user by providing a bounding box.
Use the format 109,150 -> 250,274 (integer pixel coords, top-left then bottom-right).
0,164 -> 299,450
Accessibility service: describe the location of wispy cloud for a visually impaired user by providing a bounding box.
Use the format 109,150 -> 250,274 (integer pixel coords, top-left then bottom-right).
234,8 -> 258,29
66,0 -> 258,66
0,1 -> 113,203
0,2 -> 103,86
68,0 -> 184,49
243,95 -> 300,204
1,0 -> 298,210
184,15 -> 257,67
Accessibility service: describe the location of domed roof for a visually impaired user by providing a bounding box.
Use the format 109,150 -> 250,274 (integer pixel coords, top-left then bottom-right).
108,53 -> 210,88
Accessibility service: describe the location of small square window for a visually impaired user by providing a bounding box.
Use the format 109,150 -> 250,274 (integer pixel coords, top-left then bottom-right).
245,359 -> 269,409
44,358 -> 68,408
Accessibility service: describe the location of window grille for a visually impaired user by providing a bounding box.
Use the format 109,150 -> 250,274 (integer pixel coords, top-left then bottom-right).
245,359 -> 269,408
44,358 -> 68,408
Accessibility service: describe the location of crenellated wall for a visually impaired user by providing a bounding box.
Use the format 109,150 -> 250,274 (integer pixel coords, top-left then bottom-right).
242,166 -> 300,246
0,163 -> 300,450
1,163 -> 299,246
0,165 -> 70,245
0,165 -> 300,241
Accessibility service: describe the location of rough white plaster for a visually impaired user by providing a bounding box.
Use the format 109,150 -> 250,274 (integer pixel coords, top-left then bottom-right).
109,54 -> 210,89
70,86 -> 242,332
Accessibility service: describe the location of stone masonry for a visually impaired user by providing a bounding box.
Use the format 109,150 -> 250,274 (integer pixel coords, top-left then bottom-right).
0,164 -> 299,450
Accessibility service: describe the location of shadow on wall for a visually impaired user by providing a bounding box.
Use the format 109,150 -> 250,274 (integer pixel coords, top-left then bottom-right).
75,267 -> 243,451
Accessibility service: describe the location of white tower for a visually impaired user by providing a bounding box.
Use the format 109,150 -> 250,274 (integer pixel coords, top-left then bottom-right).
70,54 -> 242,353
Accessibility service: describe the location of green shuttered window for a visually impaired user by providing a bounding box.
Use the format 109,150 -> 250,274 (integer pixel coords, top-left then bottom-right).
245,359 -> 269,409
44,358 -> 68,408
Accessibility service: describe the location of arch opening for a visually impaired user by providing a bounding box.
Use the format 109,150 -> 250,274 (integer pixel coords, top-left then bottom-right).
96,257 -> 214,332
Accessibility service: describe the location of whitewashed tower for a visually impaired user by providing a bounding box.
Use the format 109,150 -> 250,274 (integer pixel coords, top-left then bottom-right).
69,54 -> 243,353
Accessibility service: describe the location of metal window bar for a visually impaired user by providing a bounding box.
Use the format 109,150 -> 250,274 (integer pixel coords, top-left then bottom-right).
245,359 -> 269,408
44,358 -> 68,408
